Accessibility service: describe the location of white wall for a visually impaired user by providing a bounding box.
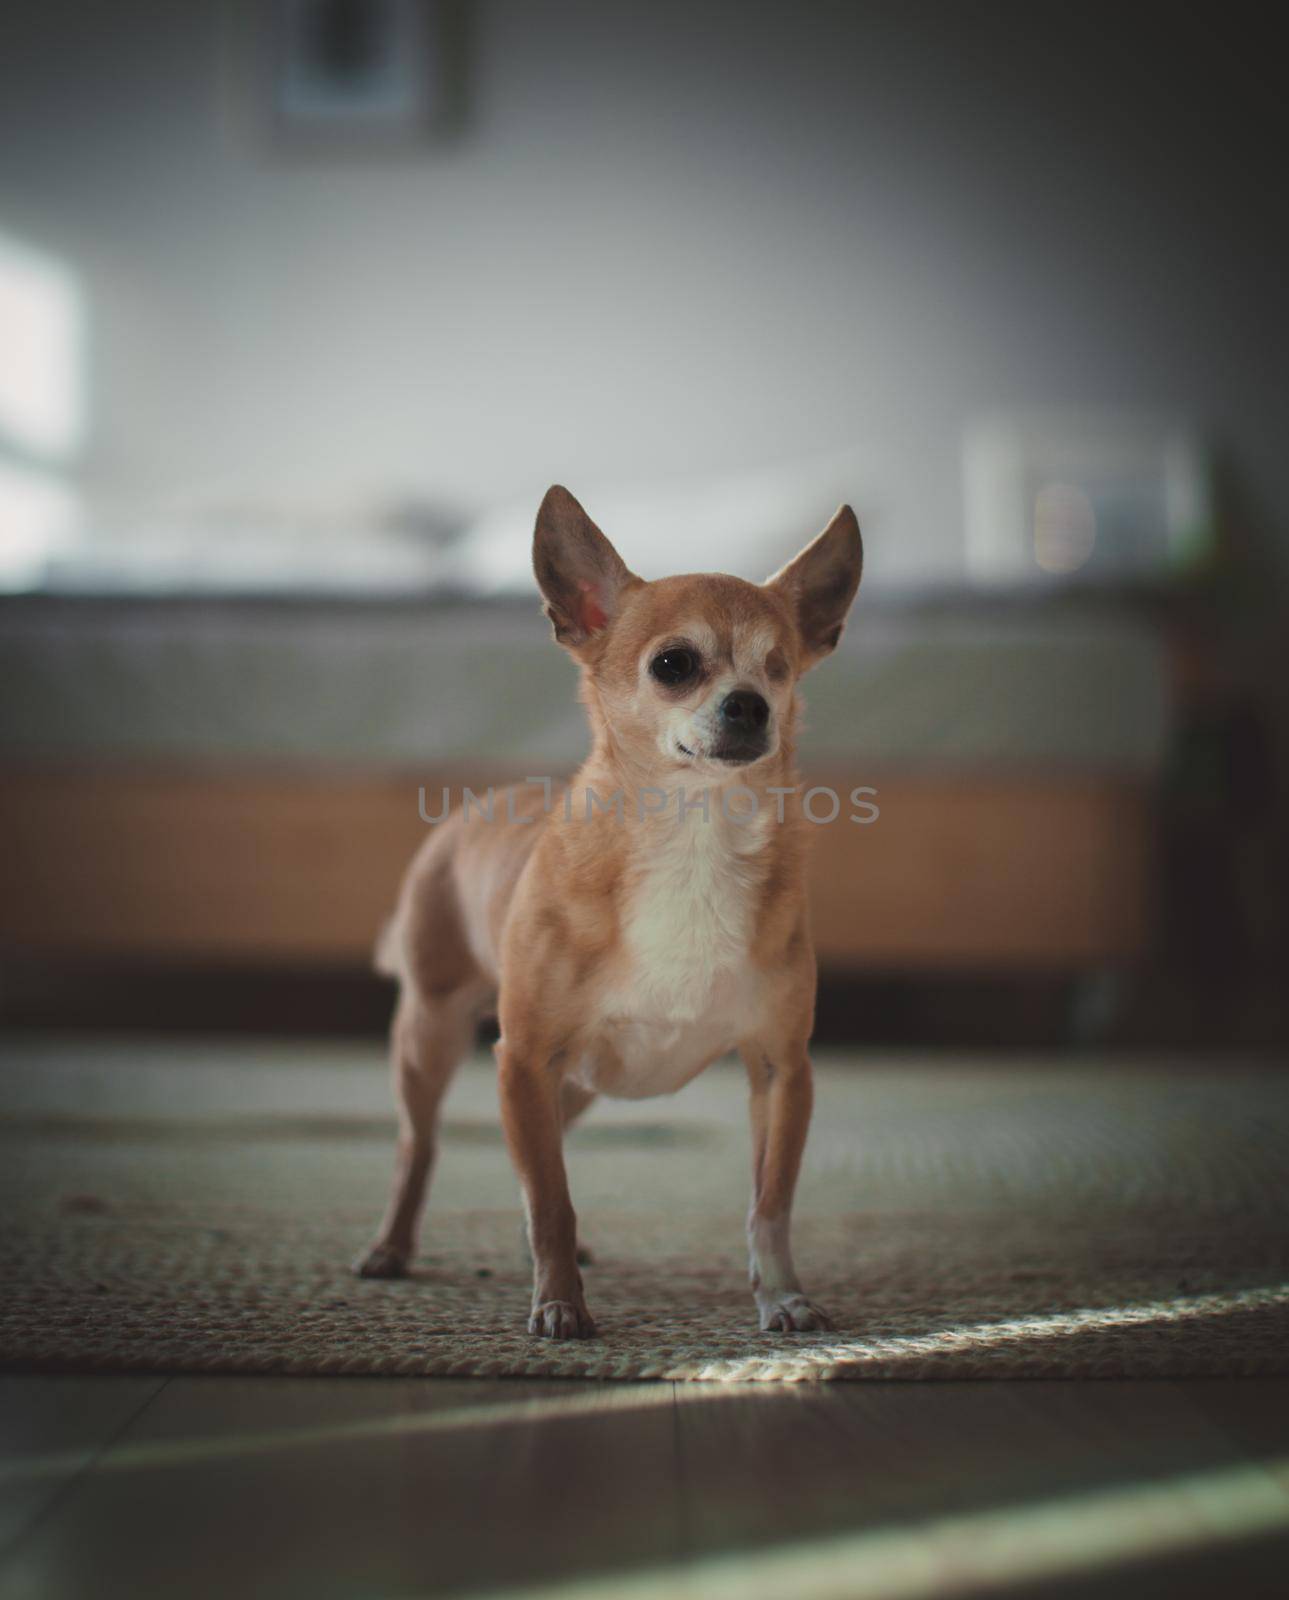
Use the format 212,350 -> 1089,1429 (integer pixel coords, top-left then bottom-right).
2,1 -> 1285,588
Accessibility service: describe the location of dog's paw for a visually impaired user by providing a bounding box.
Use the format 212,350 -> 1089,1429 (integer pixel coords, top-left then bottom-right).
758,1293 -> 833,1333
353,1243 -> 408,1280
528,1299 -> 597,1340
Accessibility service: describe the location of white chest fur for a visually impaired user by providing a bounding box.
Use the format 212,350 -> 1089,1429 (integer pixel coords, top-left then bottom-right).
576,807 -> 771,1099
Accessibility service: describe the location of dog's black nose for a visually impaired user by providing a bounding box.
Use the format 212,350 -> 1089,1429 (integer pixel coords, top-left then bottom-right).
719,689 -> 769,730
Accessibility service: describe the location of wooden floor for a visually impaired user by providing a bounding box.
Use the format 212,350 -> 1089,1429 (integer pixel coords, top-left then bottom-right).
1,1375 -> 1287,1599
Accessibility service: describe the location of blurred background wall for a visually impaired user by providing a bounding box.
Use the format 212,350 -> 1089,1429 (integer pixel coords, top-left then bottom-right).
1,1 -> 1285,588
1,1 -> 1285,1049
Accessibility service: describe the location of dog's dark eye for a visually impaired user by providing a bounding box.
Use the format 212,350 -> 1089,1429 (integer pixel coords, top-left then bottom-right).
649,648 -> 697,686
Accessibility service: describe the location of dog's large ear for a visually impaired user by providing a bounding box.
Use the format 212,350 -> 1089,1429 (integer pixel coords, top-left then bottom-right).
765,505 -> 863,670
533,485 -> 637,651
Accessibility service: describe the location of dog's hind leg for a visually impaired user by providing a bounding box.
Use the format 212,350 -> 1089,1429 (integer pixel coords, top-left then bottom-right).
353,984 -> 480,1279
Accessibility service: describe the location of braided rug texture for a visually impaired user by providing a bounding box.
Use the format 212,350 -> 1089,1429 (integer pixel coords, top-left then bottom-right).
2,1050 -> 1287,1381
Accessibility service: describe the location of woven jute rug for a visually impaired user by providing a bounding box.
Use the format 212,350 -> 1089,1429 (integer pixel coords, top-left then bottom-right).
1,1042 -> 1287,1381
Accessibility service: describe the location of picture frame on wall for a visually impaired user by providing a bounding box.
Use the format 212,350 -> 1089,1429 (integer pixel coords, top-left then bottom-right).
223,0 -> 466,154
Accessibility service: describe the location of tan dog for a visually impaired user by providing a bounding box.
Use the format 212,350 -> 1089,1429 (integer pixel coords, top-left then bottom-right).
356,485 -> 863,1339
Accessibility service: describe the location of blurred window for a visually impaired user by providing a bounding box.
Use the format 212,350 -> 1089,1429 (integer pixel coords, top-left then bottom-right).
0,230 -> 84,590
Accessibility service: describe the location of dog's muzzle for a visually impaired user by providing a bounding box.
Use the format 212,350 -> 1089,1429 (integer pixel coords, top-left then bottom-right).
711,688 -> 771,764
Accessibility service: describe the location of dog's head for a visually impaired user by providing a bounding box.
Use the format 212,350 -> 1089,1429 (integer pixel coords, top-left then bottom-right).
533,485 -> 862,778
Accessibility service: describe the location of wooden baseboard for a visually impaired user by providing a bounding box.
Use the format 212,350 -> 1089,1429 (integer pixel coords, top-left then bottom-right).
0,764 -> 1153,970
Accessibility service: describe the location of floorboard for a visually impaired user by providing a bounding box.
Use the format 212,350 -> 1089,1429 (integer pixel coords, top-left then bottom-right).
675,1379 -> 1252,1547
0,1376 -> 165,1555
3,1376 -> 1288,1599
0,1376 -> 681,1600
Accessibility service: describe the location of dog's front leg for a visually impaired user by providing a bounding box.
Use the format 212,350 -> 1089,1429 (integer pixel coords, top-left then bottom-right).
741,1046 -> 833,1333
497,1041 -> 596,1340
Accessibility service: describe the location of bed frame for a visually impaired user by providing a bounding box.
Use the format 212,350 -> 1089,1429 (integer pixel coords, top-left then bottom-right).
0,764 -> 1152,973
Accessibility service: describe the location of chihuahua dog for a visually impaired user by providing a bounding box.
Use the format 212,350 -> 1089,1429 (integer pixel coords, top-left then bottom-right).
356,485 -> 862,1339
